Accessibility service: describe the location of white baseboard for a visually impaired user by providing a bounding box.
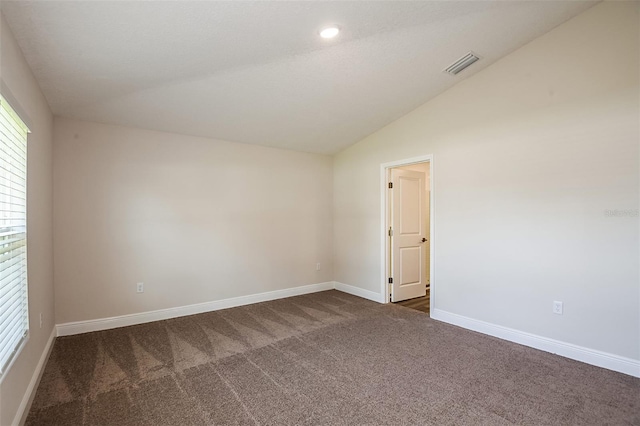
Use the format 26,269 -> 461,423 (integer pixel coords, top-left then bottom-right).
55,281 -> 639,377
13,327 -> 56,426
334,281 -> 384,303
56,282 -> 335,337
431,308 -> 640,378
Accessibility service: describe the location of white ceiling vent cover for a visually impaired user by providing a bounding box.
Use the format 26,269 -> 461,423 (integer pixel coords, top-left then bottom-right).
444,52 -> 480,75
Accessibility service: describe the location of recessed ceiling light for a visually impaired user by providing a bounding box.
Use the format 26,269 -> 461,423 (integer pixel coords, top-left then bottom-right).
320,27 -> 340,39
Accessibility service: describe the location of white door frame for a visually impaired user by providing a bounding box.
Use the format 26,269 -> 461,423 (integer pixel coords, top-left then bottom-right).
380,154 -> 435,311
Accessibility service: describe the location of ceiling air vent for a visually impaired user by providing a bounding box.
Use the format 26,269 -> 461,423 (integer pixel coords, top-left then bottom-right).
443,52 -> 480,76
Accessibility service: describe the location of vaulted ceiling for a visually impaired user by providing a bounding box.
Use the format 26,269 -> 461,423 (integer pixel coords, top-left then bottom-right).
1,1 -> 596,154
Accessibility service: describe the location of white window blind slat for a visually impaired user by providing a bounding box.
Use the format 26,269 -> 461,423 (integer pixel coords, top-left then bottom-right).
0,124 -> 27,158
0,193 -> 26,203
0,251 -> 21,277
0,109 -> 28,139
0,145 -> 26,166
0,203 -> 25,212
0,181 -> 25,195
0,219 -> 25,228
0,232 -> 26,242
0,246 -> 25,265
0,142 -> 26,168
0,201 -> 26,209
0,243 -> 25,263
0,93 -> 29,377
0,310 -> 23,346
0,172 -> 26,186
0,196 -> 26,205
0,104 -> 28,140
0,189 -> 26,203
0,117 -> 28,144
0,324 -> 26,368
0,265 -> 24,291
0,218 -> 24,228
0,135 -> 26,165
0,230 -> 25,241
0,158 -> 26,178
0,258 -> 24,282
0,166 -> 26,181
0,124 -> 26,151
0,239 -> 26,257
0,260 -> 24,278
0,121 -> 25,144
0,330 -> 23,365
0,291 -> 24,331
0,278 -> 22,306
0,207 -> 26,214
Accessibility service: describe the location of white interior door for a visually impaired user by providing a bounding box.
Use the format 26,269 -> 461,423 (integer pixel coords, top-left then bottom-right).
390,168 -> 427,302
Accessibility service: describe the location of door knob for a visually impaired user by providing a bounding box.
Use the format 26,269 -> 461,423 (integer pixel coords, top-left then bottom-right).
421,238 -> 427,243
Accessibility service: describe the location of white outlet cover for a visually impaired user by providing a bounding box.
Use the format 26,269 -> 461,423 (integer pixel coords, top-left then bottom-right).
553,301 -> 563,315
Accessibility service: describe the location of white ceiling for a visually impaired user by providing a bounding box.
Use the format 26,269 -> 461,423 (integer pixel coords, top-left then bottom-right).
2,1 -> 596,154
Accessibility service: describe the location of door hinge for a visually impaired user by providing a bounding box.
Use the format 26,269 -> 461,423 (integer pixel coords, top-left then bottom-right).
388,227 -> 393,237
388,182 -> 393,189
388,277 -> 393,284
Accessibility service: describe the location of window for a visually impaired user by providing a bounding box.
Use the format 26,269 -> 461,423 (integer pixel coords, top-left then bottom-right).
0,94 -> 29,377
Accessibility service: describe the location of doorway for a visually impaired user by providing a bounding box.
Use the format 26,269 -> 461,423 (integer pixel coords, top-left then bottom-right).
381,155 -> 433,315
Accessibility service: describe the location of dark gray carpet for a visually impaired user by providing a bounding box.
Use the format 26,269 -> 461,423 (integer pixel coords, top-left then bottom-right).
26,290 -> 640,425
394,289 -> 430,314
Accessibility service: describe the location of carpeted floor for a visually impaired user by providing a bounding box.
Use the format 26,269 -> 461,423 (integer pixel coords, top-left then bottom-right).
26,290 -> 639,425
394,288 -> 430,314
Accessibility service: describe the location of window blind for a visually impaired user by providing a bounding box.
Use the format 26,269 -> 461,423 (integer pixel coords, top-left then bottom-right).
0,94 -> 29,377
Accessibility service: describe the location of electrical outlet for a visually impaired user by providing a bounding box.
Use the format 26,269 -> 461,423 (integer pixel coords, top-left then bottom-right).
553,301 -> 563,315
316,263 -> 321,271
39,313 -> 43,328
137,282 -> 144,293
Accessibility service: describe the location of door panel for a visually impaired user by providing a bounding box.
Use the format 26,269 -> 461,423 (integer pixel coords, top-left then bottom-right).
400,177 -> 421,233
399,247 -> 420,285
391,168 -> 427,302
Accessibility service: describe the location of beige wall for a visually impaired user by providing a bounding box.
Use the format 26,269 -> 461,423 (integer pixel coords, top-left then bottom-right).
0,13 -> 55,426
53,118 -> 333,324
334,2 -> 639,360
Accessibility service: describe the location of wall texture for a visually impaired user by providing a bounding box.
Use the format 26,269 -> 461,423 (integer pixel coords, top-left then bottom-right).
53,118 -> 333,324
0,13 -> 55,426
333,2 -> 639,361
